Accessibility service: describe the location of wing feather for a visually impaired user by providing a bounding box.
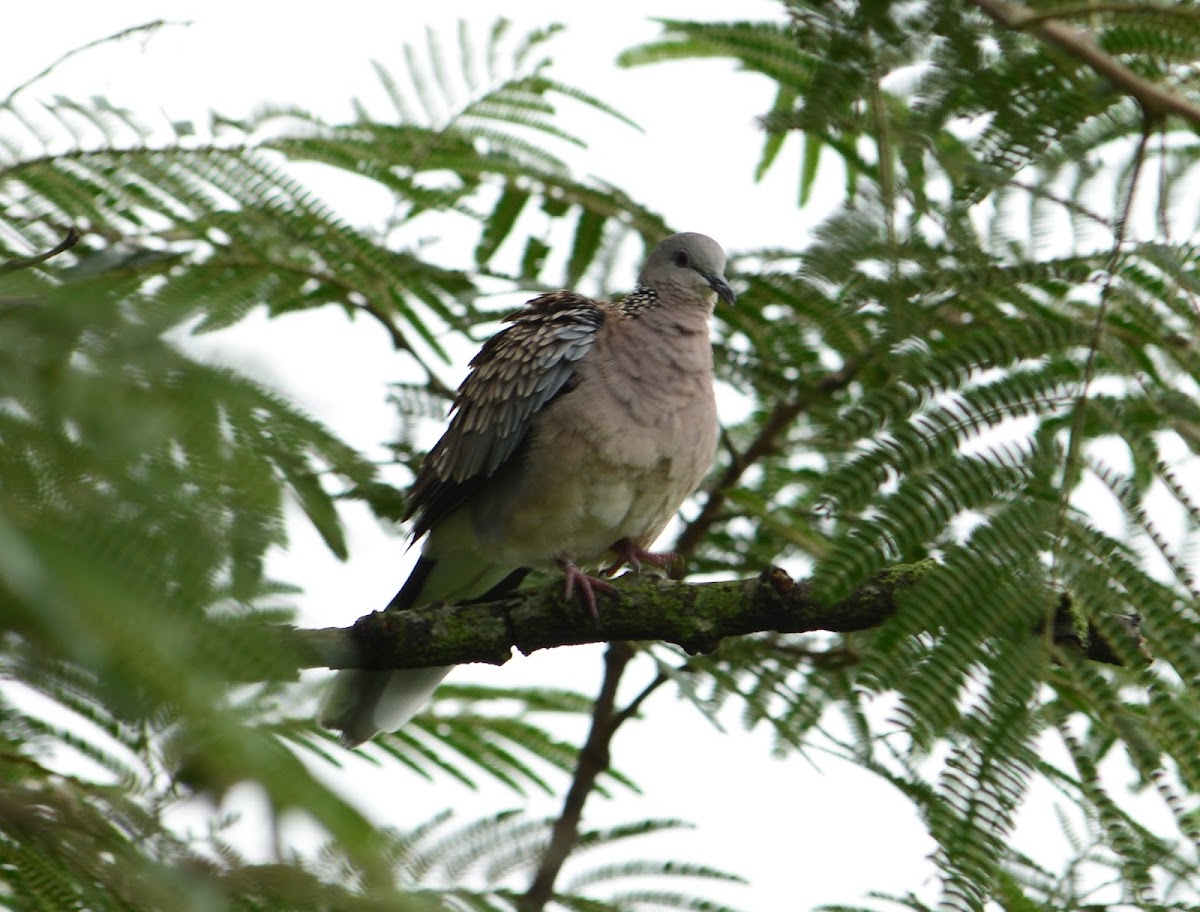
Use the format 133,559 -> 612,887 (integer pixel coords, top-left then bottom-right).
405,291 -> 605,540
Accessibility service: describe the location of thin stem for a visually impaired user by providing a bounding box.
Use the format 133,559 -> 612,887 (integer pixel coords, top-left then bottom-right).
673,361 -> 860,559
611,671 -> 669,728
1009,178 -> 1112,230
209,251 -> 454,399
0,227 -> 80,274
2,21 -> 186,109
1156,130 -> 1172,245
868,48 -> 897,258
1051,123 -> 1152,578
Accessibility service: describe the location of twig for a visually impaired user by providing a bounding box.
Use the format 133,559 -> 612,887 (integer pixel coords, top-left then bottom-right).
1051,123 -> 1150,577
0,228 -> 81,275
1009,178 -> 1112,230
2,21 -> 187,108
611,671 -> 670,728
673,361 -> 860,559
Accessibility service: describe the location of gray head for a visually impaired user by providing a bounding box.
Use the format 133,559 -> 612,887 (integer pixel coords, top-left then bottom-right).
639,232 -> 736,308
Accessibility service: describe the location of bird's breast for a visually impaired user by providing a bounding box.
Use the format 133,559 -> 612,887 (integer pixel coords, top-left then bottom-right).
472,325 -> 717,569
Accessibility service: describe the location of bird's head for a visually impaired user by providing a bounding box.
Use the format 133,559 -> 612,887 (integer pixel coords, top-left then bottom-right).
640,232 -> 736,309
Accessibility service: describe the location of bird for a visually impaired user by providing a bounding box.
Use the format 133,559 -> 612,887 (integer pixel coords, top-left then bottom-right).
320,232 -> 734,745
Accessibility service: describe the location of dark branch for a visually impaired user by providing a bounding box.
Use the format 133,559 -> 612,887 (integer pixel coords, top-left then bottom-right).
0,228 -> 81,275
969,0 -> 1200,128
521,642 -> 634,912
287,562 -> 1142,912
282,562 -> 1145,674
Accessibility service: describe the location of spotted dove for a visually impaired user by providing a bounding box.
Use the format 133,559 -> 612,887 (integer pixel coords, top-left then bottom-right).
321,232 -> 734,744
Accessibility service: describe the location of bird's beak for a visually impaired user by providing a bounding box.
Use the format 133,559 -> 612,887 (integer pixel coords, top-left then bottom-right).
704,273 -> 736,306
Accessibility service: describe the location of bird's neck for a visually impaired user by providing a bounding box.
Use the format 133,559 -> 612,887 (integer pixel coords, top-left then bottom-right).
616,284 -> 713,333
615,284 -> 659,318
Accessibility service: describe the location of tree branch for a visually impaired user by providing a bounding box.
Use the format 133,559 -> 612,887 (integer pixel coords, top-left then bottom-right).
291,562 -> 1140,912
969,0 -> 1200,128
283,562 -> 1144,674
521,642 -> 634,912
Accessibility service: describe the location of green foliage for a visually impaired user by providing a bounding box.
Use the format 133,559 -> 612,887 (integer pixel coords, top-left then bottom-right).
0,18 -> 681,911
621,2 -> 1200,909
7,2 -> 1200,911
376,810 -> 743,912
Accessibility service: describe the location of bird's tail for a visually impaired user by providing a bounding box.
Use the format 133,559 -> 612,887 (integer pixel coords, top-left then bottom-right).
320,557 -> 449,745
320,665 -> 452,746
319,555 -> 531,745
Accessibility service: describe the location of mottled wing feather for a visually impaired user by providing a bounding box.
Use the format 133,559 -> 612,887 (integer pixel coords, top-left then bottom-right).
406,291 -> 605,540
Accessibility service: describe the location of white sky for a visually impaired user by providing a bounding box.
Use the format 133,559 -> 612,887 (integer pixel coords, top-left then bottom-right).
3,2 -> 1155,908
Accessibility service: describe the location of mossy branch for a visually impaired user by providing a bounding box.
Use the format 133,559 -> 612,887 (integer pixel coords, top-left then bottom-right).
282,561 -> 1143,674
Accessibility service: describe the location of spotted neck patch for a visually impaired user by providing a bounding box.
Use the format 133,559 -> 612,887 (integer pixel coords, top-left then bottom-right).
616,285 -> 658,317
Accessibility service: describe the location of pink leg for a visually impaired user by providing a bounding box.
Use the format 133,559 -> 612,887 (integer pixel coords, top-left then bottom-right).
600,538 -> 684,580
557,556 -> 615,622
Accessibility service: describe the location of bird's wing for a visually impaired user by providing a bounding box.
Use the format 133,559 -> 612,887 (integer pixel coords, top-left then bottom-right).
405,291 -> 605,541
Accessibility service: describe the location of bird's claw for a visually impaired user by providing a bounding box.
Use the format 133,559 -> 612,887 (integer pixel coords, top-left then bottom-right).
601,538 -> 685,580
558,557 -> 615,622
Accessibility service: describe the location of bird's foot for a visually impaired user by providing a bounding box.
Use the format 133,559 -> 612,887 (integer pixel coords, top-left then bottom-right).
558,556 -> 614,622
601,538 -> 685,580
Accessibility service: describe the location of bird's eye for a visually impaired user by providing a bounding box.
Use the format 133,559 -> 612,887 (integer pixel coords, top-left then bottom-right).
672,251 -> 689,268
